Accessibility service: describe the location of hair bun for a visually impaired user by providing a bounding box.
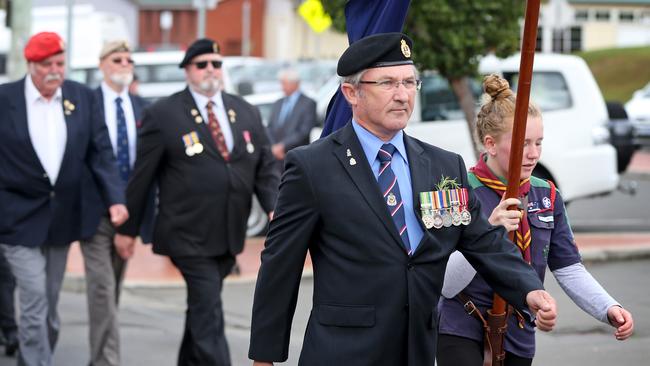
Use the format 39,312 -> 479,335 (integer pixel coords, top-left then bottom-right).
483,74 -> 512,100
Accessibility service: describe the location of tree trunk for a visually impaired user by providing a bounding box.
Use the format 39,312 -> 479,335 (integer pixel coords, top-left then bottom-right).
449,76 -> 481,160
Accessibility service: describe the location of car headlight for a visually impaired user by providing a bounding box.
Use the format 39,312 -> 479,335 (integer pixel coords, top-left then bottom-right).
592,125 -> 611,145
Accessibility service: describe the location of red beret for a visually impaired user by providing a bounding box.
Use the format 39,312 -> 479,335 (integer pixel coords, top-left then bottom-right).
24,32 -> 65,62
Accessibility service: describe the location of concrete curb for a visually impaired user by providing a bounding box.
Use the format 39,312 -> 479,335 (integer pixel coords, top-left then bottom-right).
579,244 -> 650,262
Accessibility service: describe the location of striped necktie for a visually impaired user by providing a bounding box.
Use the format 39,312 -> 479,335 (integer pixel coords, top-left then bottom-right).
206,101 -> 230,161
377,143 -> 411,254
115,97 -> 130,182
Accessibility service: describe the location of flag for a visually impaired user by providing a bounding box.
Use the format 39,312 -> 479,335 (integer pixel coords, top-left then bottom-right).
320,0 -> 411,137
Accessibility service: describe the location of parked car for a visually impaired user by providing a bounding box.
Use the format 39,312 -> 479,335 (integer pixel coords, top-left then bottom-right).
605,102 -> 640,172
68,50 -> 265,103
625,82 -> 650,144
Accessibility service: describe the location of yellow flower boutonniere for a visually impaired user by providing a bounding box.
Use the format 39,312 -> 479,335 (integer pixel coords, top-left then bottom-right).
63,99 -> 75,115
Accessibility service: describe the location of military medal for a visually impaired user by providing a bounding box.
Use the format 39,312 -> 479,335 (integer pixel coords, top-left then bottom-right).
387,192 -> 397,206
228,109 -> 237,123
450,189 -> 462,226
419,192 -> 435,229
460,188 -> 472,225
431,190 -> 445,229
433,212 -> 444,229
189,132 -> 203,155
242,130 -> 254,153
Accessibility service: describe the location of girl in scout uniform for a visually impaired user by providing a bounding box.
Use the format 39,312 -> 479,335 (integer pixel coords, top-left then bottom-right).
436,74 -> 634,366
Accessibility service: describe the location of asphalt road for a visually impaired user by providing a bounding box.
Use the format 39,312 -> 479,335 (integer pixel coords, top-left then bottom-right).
568,171 -> 650,232
1,258 -> 647,366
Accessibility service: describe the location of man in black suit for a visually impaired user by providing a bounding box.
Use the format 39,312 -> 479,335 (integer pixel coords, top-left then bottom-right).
0,32 -> 127,366
248,33 -> 557,366
80,40 -> 154,366
115,38 -> 278,366
267,68 -> 317,170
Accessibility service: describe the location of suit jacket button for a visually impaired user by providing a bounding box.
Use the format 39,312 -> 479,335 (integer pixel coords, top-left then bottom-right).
50,191 -> 55,198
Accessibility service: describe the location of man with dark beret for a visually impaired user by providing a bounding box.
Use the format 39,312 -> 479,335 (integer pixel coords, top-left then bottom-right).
0,31 -> 127,366
114,38 -> 278,365
248,32 -> 557,365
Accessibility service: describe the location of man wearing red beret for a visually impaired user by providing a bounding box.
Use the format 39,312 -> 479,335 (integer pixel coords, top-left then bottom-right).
0,31 -> 128,366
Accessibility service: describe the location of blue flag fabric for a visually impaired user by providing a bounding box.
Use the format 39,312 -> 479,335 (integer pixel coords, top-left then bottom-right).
320,0 -> 411,137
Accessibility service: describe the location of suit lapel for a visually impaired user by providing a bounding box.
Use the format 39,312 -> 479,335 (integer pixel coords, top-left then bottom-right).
221,93 -> 246,160
332,124 -> 405,249
404,135 -> 434,255
59,83 -> 78,179
179,88 -> 221,158
10,79 -> 44,171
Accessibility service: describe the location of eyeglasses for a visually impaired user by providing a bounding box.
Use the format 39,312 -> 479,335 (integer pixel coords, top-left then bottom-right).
111,57 -> 134,65
358,79 -> 422,91
192,60 -> 223,69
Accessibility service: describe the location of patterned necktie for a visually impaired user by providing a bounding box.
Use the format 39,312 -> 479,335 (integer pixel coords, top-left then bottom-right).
206,101 -> 230,161
115,97 -> 130,182
377,143 -> 411,254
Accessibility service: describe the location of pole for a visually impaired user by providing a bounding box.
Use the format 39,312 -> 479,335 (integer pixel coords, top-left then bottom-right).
241,0 -> 251,56
8,0 -> 31,80
65,0 -> 73,75
487,1 -> 541,365
197,0 -> 206,38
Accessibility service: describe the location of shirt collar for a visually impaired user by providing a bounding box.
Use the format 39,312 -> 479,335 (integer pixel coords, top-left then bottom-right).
25,74 -> 62,103
352,119 -> 408,166
101,81 -> 129,102
189,87 -> 224,111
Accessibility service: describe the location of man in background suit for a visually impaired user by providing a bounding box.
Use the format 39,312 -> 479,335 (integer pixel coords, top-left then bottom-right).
115,38 -> 278,366
0,32 -> 128,366
267,68 -> 317,170
0,253 -> 18,356
80,40 -> 154,366
249,33 -> 557,366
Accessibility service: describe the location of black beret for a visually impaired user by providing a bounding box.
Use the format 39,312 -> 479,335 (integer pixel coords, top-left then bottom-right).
337,32 -> 413,77
179,38 -> 221,68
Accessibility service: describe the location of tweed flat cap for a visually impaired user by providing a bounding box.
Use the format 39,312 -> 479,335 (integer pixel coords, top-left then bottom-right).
337,32 -> 413,77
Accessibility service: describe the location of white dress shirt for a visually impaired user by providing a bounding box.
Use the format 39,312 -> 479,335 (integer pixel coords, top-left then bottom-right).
101,82 -> 137,167
25,75 -> 67,185
189,88 -> 234,151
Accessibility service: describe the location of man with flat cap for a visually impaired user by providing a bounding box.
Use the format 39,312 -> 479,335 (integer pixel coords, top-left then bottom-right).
79,40 -> 154,366
0,31 -> 128,366
114,38 -> 278,365
248,32 -> 558,365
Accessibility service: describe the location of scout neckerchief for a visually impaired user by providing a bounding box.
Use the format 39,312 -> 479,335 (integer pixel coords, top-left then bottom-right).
470,153 -> 531,264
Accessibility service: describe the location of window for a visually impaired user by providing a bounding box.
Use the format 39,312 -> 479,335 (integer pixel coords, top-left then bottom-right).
503,72 -> 572,112
595,10 -> 611,21
570,27 -> 582,52
619,11 -> 634,22
575,10 -> 589,22
419,73 -> 482,122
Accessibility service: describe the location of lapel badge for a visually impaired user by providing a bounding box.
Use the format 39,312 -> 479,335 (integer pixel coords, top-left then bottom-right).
191,108 -> 199,116
349,158 -> 356,166
194,116 -> 203,124
228,109 -> 236,123
63,99 -> 75,115
346,149 -> 352,157
243,130 -> 254,153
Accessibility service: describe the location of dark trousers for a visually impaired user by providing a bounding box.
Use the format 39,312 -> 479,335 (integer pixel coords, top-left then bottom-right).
171,255 -> 235,366
0,250 -> 17,339
437,334 -> 533,366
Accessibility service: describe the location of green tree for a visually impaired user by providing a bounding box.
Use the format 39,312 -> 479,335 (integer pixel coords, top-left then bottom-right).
322,0 -> 527,157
